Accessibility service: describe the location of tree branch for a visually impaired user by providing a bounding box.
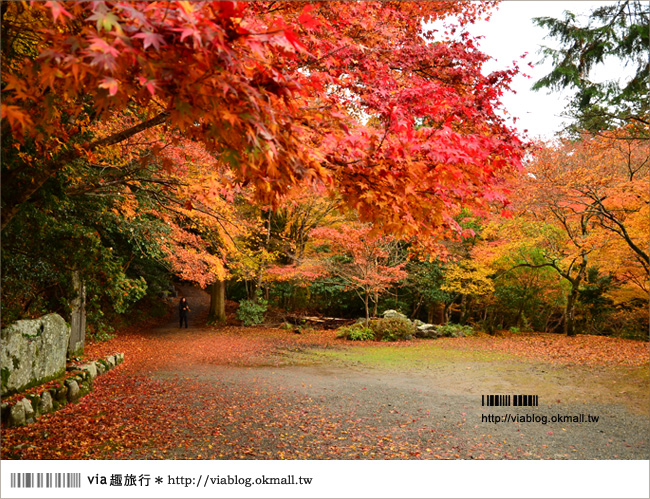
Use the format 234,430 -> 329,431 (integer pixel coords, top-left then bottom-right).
1,111 -> 170,231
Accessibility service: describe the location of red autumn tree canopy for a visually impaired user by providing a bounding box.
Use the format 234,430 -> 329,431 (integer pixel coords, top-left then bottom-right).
311,224 -> 408,322
2,1 -> 524,241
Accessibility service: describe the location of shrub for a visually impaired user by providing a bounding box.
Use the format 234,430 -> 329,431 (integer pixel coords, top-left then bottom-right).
86,311 -> 116,343
437,323 -> 475,338
336,323 -> 375,341
87,324 -> 116,343
236,292 -> 268,326
369,317 -> 414,342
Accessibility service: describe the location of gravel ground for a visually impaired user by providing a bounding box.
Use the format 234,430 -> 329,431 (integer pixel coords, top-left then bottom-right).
146,285 -> 649,460
3,286 -> 646,462
153,361 -> 649,460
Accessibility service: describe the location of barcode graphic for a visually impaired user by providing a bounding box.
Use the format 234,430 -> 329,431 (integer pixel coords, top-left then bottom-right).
482,395 -> 539,406
10,473 -> 81,488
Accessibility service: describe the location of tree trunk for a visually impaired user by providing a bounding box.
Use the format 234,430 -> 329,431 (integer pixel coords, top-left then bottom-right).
427,302 -> 445,324
564,286 -> 579,337
208,280 -> 226,324
253,210 -> 272,302
427,303 -> 434,324
363,294 -> 370,326
564,260 -> 587,336
459,294 -> 468,324
411,295 -> 424,319
443,302 -> 451,324
68,270 -> 86,357
515,303 -> 525,327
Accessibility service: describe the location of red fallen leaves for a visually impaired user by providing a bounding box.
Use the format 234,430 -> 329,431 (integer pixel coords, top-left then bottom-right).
0,323 -> 504,460
437,331 -> 649,367
84,325 -> 342,371
2,317 -> 646,460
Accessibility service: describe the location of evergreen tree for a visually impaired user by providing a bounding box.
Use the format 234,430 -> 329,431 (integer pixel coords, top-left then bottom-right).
533,1 -> 649,135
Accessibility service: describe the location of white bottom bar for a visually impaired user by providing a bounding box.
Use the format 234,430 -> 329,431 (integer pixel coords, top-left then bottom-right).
1,460 -> 649,499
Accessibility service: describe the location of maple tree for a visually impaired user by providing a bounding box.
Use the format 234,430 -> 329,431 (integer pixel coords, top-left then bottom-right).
251,189 -> 345,311
474,128 -> 649,337
268,1 -> 525,239
311,224 -> 407,323
2,0 -> 530,333
2,0 -> 524,239
3,1 -> 650,471
0,103 -> 247,331
1,0 -> 311,230
526,132 -> 649,285
267,189 -> 342,266
474,217 -> 571,332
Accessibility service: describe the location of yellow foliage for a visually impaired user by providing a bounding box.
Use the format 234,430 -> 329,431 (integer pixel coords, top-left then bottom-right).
441,260 -> 494,297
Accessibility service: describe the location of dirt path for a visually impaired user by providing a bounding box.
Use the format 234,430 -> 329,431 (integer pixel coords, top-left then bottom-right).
158,363 -> 648,459
2,286 -> 648,460
148,287 -> 650,460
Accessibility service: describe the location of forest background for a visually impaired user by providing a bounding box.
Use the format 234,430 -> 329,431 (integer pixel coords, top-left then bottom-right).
1,0 -> 648,344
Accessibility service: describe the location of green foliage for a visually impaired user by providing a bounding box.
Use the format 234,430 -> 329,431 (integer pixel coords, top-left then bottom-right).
236,291 -> 268,326
0,147 -> 181,330
336,323 -> 375,341
533,1 -> 649,133
436,323 -> 475,338
0,193 -> 165,326
377,298 -> 411,317
308,277 -> 363,317
86,321 -> 116,343
404,258 -> 452,321
487,240 -> 568,332
268,281 -> 313,312
456,207 -> 484,246
267,276 -> 364,318
369,317 -> 415,342
607,307 -> 649,341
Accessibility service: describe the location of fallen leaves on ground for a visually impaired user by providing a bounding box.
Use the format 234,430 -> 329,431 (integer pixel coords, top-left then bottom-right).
437,331 -> 649,367
1,323 -> 529,460
2,299 -> 647,460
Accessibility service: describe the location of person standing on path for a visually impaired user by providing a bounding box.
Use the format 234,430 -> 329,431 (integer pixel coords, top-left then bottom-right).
179,297 -> 190,328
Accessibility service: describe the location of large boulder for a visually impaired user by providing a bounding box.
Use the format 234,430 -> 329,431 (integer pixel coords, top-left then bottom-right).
415,323 -> 441,339
1,314 -> 71,396
382,310 -> 409,321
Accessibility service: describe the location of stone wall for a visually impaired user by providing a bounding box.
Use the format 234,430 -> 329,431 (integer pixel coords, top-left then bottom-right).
1,353 -> 124,428
1,314 -> 71,396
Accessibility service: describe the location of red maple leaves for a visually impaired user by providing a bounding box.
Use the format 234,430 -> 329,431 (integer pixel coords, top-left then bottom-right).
2,1 -> 524,240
